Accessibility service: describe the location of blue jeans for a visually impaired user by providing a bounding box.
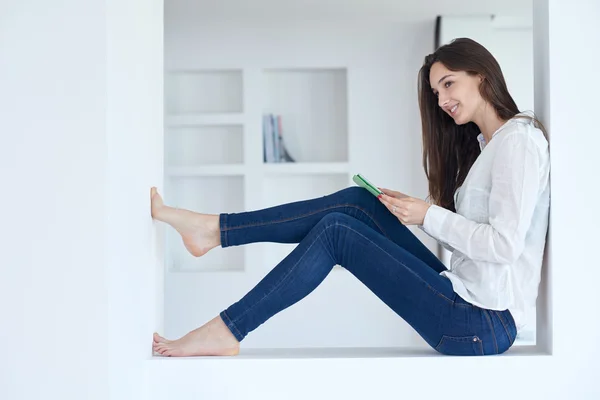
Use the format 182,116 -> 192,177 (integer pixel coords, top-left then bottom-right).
218,187 -> 517,356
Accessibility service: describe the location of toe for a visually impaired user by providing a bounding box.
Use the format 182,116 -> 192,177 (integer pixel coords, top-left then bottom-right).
153,332 -> 170,344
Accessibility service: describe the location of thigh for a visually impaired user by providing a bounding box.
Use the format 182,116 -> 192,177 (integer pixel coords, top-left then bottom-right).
322,212 -> 485,353
332,187 -> 448,274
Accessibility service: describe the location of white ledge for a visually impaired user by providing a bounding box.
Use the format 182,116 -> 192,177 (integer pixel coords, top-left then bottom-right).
147,345 -> 547,361
145,346 -> 552,400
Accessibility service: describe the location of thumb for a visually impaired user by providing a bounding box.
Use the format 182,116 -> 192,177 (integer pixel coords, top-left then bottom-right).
379,187 -> 392,196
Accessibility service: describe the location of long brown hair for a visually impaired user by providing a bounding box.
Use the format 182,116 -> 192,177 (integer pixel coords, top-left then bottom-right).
418,37 -> 546,212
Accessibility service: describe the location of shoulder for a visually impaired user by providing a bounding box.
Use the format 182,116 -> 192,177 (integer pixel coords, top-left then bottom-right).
497,112 -> 548,155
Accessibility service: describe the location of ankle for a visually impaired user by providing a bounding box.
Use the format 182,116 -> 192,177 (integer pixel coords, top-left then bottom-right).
212,215 -> 222,245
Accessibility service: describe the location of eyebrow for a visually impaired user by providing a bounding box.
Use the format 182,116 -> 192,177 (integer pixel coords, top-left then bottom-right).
431,74 -> 454,90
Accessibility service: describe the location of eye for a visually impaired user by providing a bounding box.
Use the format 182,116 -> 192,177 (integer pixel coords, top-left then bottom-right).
444,81 -> 453,88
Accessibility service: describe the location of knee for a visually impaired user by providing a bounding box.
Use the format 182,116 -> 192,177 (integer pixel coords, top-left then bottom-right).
338,186 -> 378,208
317,211 -> 354,228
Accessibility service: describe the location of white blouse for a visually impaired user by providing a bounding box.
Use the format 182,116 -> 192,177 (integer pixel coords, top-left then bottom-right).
419,112 -> 550,332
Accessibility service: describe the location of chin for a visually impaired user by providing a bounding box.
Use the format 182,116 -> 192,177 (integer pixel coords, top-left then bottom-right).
452,113 -> 471,126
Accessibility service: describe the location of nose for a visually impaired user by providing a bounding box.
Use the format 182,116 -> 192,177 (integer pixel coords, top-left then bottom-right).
438,94 -> 449,109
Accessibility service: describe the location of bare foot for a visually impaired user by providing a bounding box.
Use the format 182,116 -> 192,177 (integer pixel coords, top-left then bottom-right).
152,316 -> 240,357
150,187 -> 221,257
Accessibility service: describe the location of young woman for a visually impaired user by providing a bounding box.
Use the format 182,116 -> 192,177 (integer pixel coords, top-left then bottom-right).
151,38 -> 550,357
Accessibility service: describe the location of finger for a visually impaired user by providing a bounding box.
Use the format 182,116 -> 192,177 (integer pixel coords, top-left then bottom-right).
381,199 -> 393,211
380,193 -> 394,202
381,198 -> 401,215
386,191 -> 399,199
381,195 -> 397,208
378,196 -> 392,210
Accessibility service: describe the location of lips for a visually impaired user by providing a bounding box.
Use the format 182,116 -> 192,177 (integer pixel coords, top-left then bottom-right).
447,104 -> 459,117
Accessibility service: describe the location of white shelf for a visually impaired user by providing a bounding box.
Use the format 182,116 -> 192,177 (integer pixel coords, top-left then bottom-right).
165,125 -> 244,166
263,68 -> 348,163
166,165 -> 245,177
163,67 -> 350,276
165,70 -> 243,114
262,162 -> 350,175
166,113 -> 245,126
166,163 -> 350,177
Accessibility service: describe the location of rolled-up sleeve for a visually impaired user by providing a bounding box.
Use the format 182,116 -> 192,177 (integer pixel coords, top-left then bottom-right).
421,132 -> 541,264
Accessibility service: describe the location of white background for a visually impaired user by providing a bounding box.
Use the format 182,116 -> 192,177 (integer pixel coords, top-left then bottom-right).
1,0 -> 599,399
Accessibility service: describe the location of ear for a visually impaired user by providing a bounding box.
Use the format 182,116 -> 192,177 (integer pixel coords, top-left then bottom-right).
478,74 -> 485,83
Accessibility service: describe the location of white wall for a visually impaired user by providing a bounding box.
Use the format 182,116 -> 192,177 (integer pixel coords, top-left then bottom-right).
106,1 -> 164,399
438,15 -> 538,343
439,15 -> 534,112
0,2 -> 109,399
3,0 -> 600,399
163,13 -> 439,348
536,0 -> 599,365
147,0 -> 600,398
1,1 -> 163,399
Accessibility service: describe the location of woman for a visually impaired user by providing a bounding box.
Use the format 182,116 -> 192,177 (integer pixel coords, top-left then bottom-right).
151,38 -> 550,357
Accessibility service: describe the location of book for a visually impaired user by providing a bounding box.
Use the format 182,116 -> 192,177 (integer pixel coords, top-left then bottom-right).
263,113 -> 295,163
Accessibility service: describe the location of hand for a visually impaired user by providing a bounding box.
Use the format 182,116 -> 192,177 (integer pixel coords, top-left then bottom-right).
378,192 -> 431,225
378,187 -> 409,199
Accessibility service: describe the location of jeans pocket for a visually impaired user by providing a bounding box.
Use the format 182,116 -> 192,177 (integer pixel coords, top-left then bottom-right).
435,335 -> 484,356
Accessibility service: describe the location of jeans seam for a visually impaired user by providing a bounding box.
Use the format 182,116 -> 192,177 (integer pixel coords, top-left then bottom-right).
505,310 -> 517,332
221,203 -> 389,238
228,220 -> 463,329
220,310 -> 243,341
494,311 -> 513,343
220,213 -> 228,247
317,227 -> 337,263
229,227 -> 334,325
477,339 -> 484,355
337,223 -> 465,307
483,310 -> 499,354
446,292 -> 474,308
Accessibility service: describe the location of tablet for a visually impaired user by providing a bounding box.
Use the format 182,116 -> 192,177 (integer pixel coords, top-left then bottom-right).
352,173 -> 383,197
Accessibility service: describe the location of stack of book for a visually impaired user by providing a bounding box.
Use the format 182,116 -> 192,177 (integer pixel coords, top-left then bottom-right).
263,113 -> 295,163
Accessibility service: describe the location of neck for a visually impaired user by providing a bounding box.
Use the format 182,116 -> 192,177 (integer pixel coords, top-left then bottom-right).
472,103 -> 507,143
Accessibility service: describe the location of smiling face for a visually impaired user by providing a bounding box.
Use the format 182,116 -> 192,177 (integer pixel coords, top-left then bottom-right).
429,61 -> 484,125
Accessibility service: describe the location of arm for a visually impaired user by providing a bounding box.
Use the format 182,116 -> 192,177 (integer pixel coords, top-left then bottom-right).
418,225 -> 455,252
420,132 -> 541,264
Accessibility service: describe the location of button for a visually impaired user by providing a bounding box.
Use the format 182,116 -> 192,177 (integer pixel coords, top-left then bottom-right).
473,337 -> 478,342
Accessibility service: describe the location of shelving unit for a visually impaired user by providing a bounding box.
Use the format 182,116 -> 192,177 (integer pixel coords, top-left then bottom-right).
164,67 -> 350,273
